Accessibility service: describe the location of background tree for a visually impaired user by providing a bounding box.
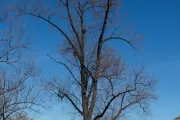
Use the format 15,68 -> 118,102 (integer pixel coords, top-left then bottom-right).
0,59 -> 44,120
0,18 -> 26,64
13,0 -> 157,120
0,10 -> 45,120
10,112 -> 33,120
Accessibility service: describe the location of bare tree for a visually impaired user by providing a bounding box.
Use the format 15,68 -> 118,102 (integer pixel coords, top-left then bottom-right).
13,0 -> 157,120
0,8 -> 28,96
0,59 -> 44,120
0,20 -> 27,64
0,9 -> 45,120
10,112 -> 33,120
0,9 -> 7,22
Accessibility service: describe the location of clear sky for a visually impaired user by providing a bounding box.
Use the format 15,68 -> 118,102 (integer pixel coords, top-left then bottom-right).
1,0 -> 180,120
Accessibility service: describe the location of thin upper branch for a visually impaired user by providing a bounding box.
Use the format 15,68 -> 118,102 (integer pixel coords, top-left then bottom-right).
65,0 -> 82,51
93,88 -> 136,120
20,11 -> 80,60
102,36 -> 137,49
47,54 -> 81,86
63,93 -> 83,115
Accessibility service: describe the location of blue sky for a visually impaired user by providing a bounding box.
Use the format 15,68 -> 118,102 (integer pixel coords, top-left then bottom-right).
1,0 -> 180,120
122,1 -> 180,120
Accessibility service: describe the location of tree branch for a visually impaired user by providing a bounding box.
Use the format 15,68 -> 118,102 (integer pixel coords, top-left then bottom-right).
57,91 -> 83,115
93,88 -> 137,120
47,54 -> 81,86
89,0 -> 112,118
20,11 -> 80,59
103,36 -> 136,49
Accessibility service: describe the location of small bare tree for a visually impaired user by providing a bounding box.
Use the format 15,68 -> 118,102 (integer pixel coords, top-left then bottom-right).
0,9 -> 7,22
0,20 -> 27,64
13,0 -> 157,120
0,59 -> 44,120
10,112 -> 33,120
0,10 -> 45,120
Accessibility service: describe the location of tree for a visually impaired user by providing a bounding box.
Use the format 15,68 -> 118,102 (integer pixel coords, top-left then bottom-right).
0,8 -> 7,22
0,18 -> 26,64
0,10 -> 44,120
8,111 -> 33,120
0,59 -> 43,120
13,0 -> 157,120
